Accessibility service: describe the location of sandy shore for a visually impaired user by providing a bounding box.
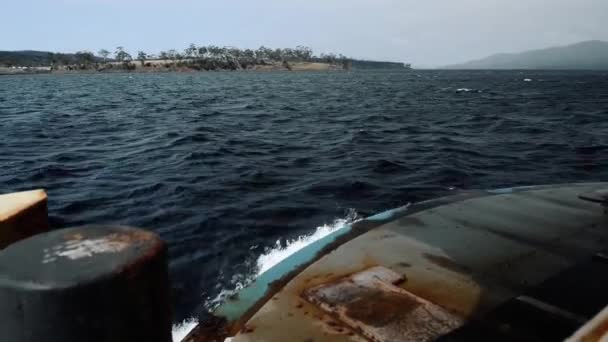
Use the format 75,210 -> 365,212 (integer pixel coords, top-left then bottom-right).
1,61 -> 344,76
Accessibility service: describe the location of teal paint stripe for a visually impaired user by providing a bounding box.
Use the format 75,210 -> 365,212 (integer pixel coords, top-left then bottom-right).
366,207 -> 399,221
487,184 -> 585,195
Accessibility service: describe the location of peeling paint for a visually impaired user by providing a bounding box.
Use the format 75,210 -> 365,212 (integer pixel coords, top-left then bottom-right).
304,266 -> 463,341
42,237 -> 129,263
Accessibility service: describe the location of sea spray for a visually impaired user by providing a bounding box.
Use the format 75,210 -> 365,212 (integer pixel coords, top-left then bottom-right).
171,318 -> 199,342
255,208 -> 359,276
171,209 -> 359,341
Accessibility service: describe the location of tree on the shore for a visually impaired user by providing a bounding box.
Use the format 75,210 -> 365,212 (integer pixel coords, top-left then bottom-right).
255,46 -> 272,61
197,46 -> 208,58
82,44 -> 354,72
75,51 -> 95,67
295,46 -> 313,61
137,51 -> 148,66
98,49 -> 110,63
320,52 -> 338,64
114,46 -> 132,62
166,49 -> 178,62
185,43 -> 198,59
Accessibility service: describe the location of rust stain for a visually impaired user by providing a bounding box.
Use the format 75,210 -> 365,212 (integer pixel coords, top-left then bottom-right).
396,283 -> 471,318
65,233 -> 84,241
344,289 -> 421,327
241,325 -> 255,334
326,320 -> 339,327
318,317 -> 352,335
394,273 -> 408,285
107,229 -> 156,245
120,231 -> 166,277
423,253 -> 471,274
376,233 -> 397,240
303,266 -> 466,341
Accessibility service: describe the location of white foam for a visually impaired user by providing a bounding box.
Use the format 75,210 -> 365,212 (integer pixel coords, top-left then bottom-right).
172,318 -> 199,342
456,88 -> 479,92
523,78 -> 532,82
256,209 -> 359,276
170,209 -> 359,341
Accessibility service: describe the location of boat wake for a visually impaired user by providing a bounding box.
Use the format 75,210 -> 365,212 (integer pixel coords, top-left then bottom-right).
171,209 -> 359,341
172,318 -> 199,342
256,208 -> 359,276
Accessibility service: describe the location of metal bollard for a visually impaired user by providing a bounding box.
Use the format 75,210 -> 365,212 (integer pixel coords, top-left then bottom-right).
0,225 -> 172,342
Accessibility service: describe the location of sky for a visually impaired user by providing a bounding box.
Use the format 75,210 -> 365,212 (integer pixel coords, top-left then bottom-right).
2,0 -> 608,67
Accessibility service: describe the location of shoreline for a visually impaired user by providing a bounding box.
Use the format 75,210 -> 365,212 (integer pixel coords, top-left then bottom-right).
0,61 -> 345,76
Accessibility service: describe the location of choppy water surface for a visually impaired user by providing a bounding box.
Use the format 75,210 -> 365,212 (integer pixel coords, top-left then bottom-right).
1,70 -> 607,324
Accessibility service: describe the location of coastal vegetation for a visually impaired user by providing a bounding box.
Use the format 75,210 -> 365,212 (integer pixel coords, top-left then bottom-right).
0,44 -> 408,74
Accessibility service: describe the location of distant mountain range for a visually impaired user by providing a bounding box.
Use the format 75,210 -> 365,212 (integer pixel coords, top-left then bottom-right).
445,40 -> 608,70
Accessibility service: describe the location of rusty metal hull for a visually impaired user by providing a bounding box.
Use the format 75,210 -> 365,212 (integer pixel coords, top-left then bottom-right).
187,183 -> 608,341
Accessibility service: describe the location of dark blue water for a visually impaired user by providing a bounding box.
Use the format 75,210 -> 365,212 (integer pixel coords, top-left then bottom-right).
1,70 -> 607,322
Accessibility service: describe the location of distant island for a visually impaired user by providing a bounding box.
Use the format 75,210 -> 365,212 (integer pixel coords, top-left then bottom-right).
0,45 -> 411,75
444,40 -> 608,70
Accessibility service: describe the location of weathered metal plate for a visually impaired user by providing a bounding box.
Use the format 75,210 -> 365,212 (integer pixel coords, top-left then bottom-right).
304,266 -> 464,342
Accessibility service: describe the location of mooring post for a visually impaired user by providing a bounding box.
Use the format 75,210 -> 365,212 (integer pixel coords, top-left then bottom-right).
0,225 -> 172,342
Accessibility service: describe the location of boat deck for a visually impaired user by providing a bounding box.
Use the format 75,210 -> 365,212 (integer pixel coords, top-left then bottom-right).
185,183 -> 608,341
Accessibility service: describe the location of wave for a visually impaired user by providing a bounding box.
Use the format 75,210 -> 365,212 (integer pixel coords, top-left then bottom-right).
255,208 -> 359,275
170,209 -> 359,341
172,318 -> 199,342
456,88 -> 481,93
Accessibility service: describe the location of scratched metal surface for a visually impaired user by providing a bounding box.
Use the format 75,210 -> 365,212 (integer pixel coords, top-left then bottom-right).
219,183 -> 608,342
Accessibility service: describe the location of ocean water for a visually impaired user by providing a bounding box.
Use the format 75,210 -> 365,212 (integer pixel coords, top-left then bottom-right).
1,70 -> 608,330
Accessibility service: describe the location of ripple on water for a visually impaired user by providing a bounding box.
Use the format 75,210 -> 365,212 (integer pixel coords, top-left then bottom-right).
1,70 -> 607,323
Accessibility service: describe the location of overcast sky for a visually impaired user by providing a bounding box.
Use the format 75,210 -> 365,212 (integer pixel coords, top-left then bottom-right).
3,0 -> 607,67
